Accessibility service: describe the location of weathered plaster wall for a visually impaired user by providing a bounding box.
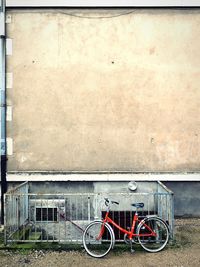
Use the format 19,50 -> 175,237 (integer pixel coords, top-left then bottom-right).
6,9 -> 200,172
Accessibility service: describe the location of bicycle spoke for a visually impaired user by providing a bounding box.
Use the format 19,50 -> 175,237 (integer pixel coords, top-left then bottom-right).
83,221 -> 113,258
137,217 -> 169,252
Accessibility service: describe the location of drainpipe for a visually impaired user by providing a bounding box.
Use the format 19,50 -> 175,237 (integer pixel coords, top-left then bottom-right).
0,0 -> 7,225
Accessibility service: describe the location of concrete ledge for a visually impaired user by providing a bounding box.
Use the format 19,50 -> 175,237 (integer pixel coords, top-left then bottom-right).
6,173 -> 200,181
6,0 -> 200,8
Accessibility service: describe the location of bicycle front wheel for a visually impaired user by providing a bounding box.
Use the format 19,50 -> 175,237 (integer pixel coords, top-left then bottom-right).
137,217 -> 169,253
83,221 -> 114,258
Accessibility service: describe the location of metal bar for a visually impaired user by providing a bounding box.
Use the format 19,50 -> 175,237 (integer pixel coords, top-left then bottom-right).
4,192 -> 170,197
59,197 -> 61,242
40,198 -> 42,241
87,196 -> 90,222
165,194 -> 168,222
47,199 -> 49,242
170,193 -> 175,238
0,0 -> 6,226
53,198 -> 55,241
75,195 -> 78,242
6,239 -> 83,243
64,195 -> 67,242
3,192 -> 7,244
6,181 -> 29,194
28,195 -> 31,241
34,195 -> 36,241
158,181 -> 174,194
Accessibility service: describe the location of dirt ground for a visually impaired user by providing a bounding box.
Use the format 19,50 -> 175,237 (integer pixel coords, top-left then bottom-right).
0,219 -> 200,267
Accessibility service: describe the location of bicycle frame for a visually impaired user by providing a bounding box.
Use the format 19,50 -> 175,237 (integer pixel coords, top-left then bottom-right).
101,210 -> 157,240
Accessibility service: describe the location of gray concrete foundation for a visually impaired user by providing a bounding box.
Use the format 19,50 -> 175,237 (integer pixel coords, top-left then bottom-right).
1,180 -> 200,218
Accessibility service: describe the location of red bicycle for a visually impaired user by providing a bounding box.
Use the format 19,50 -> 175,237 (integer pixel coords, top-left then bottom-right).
83,198 -> 169,258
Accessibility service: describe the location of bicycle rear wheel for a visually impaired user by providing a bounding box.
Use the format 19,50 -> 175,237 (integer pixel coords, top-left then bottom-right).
137,217 -> 169,252
83,221 -> 114,258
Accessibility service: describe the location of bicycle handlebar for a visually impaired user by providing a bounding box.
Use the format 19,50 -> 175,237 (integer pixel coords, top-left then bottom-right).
104,198 -> 119,206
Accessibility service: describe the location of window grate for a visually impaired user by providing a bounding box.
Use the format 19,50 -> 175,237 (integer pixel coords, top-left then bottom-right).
36,207 -> 57,222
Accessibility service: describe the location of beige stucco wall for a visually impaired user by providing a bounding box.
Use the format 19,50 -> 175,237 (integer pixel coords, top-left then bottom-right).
6,9 -> 200,172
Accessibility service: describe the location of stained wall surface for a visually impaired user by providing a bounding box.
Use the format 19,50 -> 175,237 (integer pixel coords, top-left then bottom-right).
6,9 -> 200,172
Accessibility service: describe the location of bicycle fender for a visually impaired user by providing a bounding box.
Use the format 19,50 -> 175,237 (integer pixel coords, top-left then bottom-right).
136,216 -> 170,234
106,222 -> 115,249
93,220 -> 115,249
147,216 -> 170,231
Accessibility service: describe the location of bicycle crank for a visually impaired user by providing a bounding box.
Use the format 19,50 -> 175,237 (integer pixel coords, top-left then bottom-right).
124,234 -> 140,245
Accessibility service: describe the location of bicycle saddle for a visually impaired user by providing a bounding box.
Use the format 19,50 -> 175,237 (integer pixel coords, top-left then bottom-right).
131,202 -> 144,208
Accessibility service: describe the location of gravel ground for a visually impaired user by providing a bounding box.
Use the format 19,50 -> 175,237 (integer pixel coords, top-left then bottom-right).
0,219 -> 200,267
